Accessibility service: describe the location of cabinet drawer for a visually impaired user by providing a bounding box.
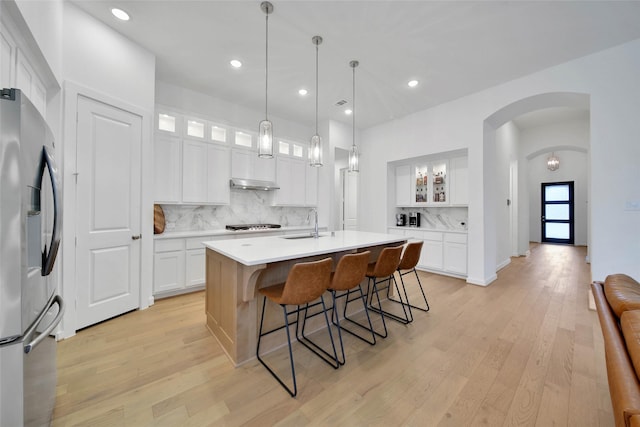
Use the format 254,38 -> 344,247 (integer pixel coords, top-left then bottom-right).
423,231 -> 443,242
155,239 -> 184,253
444,233 -> 467,244
186,236 -> 213,250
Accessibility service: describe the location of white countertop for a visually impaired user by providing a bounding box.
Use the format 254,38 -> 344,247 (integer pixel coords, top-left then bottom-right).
388,226 -> 468,234
203,230 -> 407,266
154,225 -> 322,240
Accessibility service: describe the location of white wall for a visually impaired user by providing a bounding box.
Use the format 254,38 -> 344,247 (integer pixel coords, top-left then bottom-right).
63,3 -> 155,111
15,0 -> 63,85
527,150 -> 588,245
495,121 -> 519,267
361,38 -> 640,283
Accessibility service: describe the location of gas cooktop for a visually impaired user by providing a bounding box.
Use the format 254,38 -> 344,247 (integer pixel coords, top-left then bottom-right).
225,224 -> 282,231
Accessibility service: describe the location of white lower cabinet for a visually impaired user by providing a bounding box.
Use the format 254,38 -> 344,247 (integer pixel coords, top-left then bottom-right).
154,236 -> 214,297
388,227 -> 467,277
443,233 -> 467,275
422,231 -> 444,271
154,239 -> 186,294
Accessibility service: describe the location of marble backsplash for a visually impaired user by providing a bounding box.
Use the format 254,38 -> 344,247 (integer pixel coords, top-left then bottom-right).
396,206 -> 468,231
160,190 -> 312,232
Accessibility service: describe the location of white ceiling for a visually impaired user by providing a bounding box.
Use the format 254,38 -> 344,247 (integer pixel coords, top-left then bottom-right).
70,1 -> 640,130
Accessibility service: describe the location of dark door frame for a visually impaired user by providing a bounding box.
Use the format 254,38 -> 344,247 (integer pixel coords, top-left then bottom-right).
541,181 -> 575,245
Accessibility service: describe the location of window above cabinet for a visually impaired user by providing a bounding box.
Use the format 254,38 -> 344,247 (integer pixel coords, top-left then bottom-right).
234,131 -> 253,148
157,111 -> 182,135
185,118 -> 205,139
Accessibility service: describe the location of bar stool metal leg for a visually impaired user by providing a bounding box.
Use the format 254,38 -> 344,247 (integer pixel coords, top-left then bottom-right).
367,274 -> 412,326
297,295 -> 340,369
256,296 -> 297,397
392,268 -> 430,312
332,284 -> 377,359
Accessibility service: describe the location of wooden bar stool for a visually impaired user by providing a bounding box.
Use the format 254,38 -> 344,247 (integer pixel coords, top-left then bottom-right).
256,257 -> 337,397
392,241 -> 430,312
365,245 -> 409,337
327,251 -> 374,365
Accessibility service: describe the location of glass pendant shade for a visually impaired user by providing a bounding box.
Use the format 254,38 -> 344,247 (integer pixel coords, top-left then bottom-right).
258,119 -> 273,158
348,59 -> 359,173
547,152 -> 559,171
349,144 -> 359,173
309,35 -> 323,167
309,134 -> 323,166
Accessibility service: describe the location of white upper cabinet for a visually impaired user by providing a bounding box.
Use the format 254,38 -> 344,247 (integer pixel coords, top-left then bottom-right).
306,166 -> 318,206
207,144 -> 230,204
450,156 -> 469,206
154,135 -> 182,203
395,165 -> 411,206
1,22 -> 48,117
182,140 -> 208,203
230,148 -> 276,182
273,156 -> 307,206
154,109 -> 231,205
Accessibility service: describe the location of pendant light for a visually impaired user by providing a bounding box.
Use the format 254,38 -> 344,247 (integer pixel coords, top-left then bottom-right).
547,152 -> 560,171
309,35 -> 323,167
348,60 -> 359,173
258,1 -> 274,158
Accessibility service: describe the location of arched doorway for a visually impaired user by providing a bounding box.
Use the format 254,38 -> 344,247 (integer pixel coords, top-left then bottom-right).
482,92 -> 590,282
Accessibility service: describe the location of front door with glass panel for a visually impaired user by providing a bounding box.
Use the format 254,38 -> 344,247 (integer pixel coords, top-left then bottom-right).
541,181 -> 574,244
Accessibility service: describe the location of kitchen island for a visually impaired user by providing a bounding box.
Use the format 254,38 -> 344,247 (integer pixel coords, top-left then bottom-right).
203,230 -> 407,366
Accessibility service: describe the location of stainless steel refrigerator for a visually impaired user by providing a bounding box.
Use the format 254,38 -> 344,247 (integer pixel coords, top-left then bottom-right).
0,88 -> 64,426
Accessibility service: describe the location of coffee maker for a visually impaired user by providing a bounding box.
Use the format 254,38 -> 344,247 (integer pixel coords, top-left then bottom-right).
408,212 -> 420,227
395,213 -> 406,226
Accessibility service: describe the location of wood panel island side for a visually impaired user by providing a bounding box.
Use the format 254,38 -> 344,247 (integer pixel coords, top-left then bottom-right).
203,230 -> 407,366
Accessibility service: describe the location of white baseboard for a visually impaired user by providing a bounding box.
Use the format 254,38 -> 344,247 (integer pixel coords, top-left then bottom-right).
466,274 -> 498,287
496,258 -> 511,271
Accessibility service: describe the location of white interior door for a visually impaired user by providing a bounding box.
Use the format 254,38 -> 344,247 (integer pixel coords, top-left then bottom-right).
343,169 -> 359,230
76,95 -> 142,329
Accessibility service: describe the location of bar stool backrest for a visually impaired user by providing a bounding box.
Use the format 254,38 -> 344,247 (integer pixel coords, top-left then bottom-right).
330,251 -> 371,291
371,246 -> 403,278
279,257 -> 333,306
398,241 -> 423,270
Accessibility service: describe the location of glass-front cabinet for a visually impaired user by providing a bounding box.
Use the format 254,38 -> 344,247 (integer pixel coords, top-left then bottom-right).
412,160 -> 449,206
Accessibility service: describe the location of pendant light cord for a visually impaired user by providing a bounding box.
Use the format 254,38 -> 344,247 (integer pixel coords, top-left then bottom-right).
315,42 -> 319,135
352,63 -> 356,149
265,12 -> 269,120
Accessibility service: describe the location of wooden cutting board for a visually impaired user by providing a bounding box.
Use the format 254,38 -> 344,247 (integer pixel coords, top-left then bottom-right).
154,204 -> 165,234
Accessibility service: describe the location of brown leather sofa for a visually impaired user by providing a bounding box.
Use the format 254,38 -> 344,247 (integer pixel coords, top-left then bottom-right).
592,274 -> 640,427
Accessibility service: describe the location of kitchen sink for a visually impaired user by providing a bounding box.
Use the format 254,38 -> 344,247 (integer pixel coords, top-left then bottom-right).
282,234 -> 325,240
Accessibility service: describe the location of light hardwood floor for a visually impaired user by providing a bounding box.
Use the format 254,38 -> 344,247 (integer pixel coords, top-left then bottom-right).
53,243 -> 614,426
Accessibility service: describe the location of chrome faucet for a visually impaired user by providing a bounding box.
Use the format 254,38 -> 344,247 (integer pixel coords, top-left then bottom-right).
311,208 -> 319,238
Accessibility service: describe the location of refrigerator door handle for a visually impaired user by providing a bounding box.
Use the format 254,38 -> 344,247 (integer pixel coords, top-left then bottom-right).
40,146 -> 61,276
24,294 -> 64,354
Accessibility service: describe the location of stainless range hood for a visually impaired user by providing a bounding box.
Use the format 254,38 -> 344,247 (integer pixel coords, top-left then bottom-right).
229,178 -> 280,191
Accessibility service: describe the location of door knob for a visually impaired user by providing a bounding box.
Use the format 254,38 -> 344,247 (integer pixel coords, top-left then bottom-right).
132,234 -> 142,240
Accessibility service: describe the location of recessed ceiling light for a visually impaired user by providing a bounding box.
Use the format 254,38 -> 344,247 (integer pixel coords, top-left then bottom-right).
407,80 -> 419,88
230,59 -> 242,68
298,89 -> 308,96
345,109 -> 353,115
111,8 -> 130,21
